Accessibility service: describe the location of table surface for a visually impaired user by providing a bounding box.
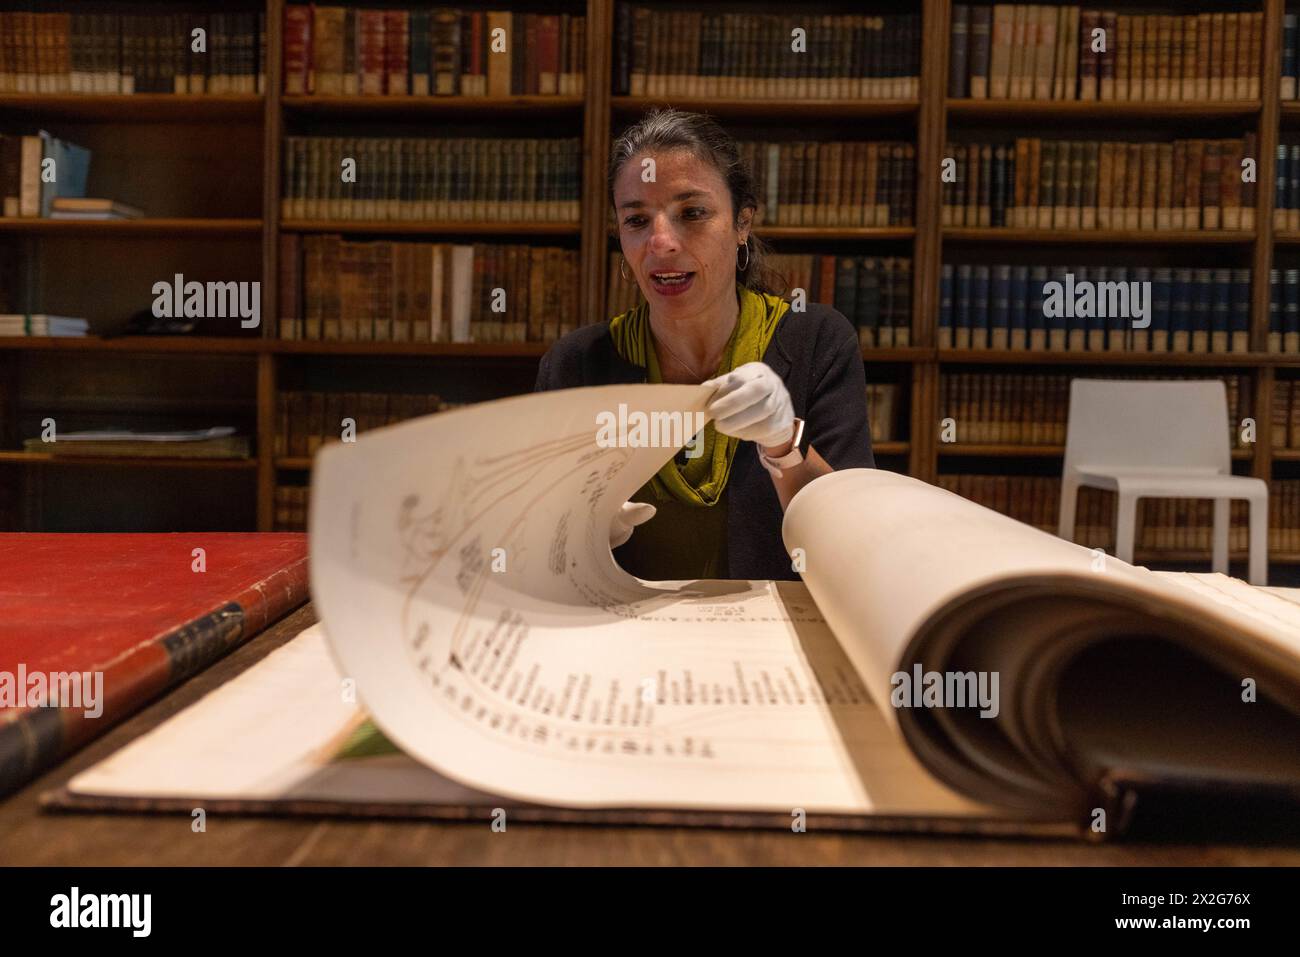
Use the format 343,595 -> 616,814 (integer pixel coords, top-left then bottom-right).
2,603 -> 1298,866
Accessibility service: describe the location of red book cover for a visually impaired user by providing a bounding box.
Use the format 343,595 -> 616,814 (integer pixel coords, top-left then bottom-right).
358,9 -> 385,95
283,4 -> 312,95
383,9 -> 409,95
468,12 -> 484,93
538,14 -> 559,95
524,13 -> 537,95
0,533 -> 309,795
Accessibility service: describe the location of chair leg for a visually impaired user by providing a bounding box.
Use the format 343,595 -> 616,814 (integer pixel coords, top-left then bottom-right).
1114,492 -> 1138,564
1249,496 -> 1268,586
1058,477 -> 1079,542
1212,498 -> 1229,574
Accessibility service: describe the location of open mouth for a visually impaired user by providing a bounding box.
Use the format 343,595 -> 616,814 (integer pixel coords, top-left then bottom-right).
650,270 -> 696,294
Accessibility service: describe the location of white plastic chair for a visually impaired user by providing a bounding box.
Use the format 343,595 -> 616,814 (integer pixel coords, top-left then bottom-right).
1058,379 -> 1268,585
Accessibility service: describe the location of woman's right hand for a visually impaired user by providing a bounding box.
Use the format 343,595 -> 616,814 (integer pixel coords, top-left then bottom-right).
609,501 -> 656,548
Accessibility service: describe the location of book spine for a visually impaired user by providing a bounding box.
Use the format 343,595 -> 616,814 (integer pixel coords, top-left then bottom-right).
969,7 -> 992,98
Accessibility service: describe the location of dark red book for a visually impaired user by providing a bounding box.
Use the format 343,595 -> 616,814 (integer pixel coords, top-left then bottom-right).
282,4 -> 311,95
0,533 -> 309,796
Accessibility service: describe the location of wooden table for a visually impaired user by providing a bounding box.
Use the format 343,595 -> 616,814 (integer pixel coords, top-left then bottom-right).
2,603 -> 1297,866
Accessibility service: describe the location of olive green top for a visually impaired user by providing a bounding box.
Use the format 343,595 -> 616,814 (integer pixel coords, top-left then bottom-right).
616,466 -> 730,581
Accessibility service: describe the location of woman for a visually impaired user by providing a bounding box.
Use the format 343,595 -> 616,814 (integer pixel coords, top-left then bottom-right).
535,109 -> 875,581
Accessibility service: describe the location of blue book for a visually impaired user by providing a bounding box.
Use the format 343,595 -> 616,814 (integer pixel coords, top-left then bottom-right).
1120,267 -> 1143,352
1210,268 -> 1232,353
1270,268 -> 1282,351
1286,15 -> 1299,99
1009,265 -> 1029,349
1149,267 -> 1171,353
1230,269 -> 1251,352
1277,144 -> 1290,220
1290,145 -> 1300,224
1191,269 -> 1213,353
1028,265 -> 1049,350
971,265 -> 991,349
1170,268 -> 1193,352
955,263 -> 973,349
1077,266 -> 1099,350
41,134 -> 92,218
1285,269 -> 1300,351
1047,265 -> 1068,350
939,263 -> 954,349
990,264 -> 1011,349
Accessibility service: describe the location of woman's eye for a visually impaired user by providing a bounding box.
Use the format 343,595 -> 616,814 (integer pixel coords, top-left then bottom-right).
623,215 -> 646,228
682,207 -> 708,220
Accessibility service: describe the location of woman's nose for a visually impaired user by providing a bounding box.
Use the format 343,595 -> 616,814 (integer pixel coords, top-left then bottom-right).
647,214 -> 680,253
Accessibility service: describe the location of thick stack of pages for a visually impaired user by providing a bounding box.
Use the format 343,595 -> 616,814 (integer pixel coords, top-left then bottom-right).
52,386 -> 1300,838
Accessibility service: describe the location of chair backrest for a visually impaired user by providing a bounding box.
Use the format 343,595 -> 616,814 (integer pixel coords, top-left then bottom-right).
1062,379 -> 1231,475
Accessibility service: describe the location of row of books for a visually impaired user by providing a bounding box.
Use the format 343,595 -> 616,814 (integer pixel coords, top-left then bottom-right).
942,137 -> 1257,230
604,252 -> 914,349
283,7 -> 585,97
772,254 -> 911,349
274,485 -> 310,532
280,136 -> 581,223
740,141 -> 915,227
1274,143 -> 1300,225
1270,378 -> 1300,449
612,8 -> 921,99
0,11 -> 265,94
278,236 -> 579,344
938,372 -> 1248,446
0,132 -> 90,218
940,264 -> 1252,354
1269,270 -> 1300,353
275,391 -> 457,458
950,6 -> 1261,102
939,473 -> 1260,553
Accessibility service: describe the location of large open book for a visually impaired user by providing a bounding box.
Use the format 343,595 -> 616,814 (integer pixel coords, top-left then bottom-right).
52,385 -> 1300,838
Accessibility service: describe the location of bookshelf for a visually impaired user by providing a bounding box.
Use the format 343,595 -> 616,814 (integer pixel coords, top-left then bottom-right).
3,0 -> 1300,568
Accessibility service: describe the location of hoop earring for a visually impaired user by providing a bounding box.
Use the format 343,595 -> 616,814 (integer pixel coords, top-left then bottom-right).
737,242 -> 750,272
619,256 -> 631,282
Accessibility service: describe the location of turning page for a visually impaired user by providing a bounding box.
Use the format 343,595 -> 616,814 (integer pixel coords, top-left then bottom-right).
306,384 -> 985,816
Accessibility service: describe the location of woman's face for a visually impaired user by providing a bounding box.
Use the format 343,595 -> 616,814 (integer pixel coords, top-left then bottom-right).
613,147 -> 751,323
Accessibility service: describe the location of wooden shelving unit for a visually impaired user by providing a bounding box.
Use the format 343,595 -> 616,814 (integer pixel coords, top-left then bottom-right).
0,218 -> 262,236
4,0 -> 1300,566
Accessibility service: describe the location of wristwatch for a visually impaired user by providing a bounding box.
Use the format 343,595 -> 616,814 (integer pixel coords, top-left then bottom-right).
758,417 -> 805,478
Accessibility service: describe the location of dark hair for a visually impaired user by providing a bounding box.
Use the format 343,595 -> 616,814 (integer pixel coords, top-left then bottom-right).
607,108 -> 786,297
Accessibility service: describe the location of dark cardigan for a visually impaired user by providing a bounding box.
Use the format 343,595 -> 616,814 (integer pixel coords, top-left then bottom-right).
533,302 -> 876,580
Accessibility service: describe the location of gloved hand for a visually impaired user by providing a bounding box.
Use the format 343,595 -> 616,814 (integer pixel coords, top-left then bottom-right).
609,501 -> 656,548
702,361 -> 795,449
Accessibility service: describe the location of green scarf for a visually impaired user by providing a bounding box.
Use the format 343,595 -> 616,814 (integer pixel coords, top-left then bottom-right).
608,283 -> 789,506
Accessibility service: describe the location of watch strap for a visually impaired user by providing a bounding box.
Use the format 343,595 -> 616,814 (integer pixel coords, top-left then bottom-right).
758,417 -> 805,478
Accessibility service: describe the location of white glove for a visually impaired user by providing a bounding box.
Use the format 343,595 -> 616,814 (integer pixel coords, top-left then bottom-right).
702,361 -> 795,449
609,501 -> 656,548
